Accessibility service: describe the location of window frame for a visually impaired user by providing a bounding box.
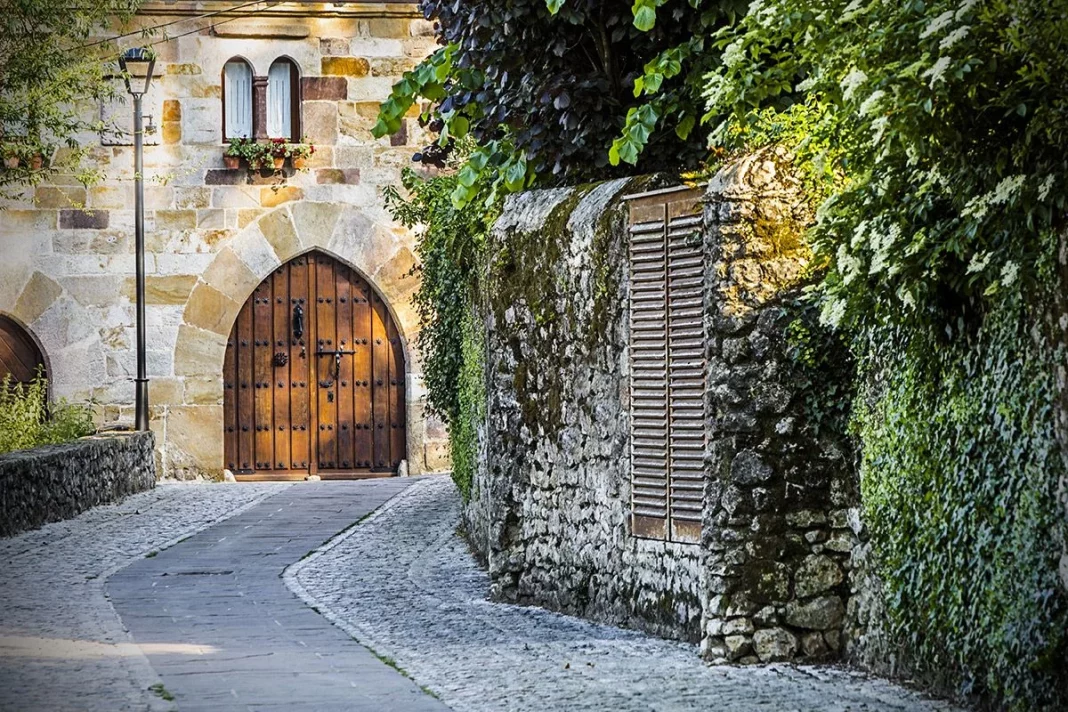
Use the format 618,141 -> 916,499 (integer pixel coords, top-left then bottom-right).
266,57 -> 301,141
221,57 -> 254,142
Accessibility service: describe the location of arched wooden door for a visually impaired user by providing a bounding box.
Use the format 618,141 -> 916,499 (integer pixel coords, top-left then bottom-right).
223,251 -> 406,480
0,315 -> 46,388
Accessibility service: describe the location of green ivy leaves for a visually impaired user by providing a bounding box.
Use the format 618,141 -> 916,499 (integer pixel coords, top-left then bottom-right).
610,104 -> 661,166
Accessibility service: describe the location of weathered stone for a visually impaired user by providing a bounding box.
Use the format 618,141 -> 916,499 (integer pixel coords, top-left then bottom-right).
724,634 -> 752,660
205,169 -> 243,186
320,37 -> 349,55
753,627 -> 799,662
261,186 -> 304,209
89,185 -> 131,210
14,272 -> 63,325
162,99 -> 182,121
58,209 -> 108,230
35,186 -> 86,209
173,325 -> 227,377
258,206 -> 301,257
801,631 -> 830,657
302,102 -> 339,144
165,405 -> 224,475
321,56 -> 370,77
794,555 -> 844,598
154,209 -> 198,231
201,247 -> 259,299
316,168 -> 360,184
731,450 -> 773,484
182,283 -> 242,336
301,76 -> 348,101
183,376 -> 223,405
122,275 -> 198,306
784,596 -> 845,630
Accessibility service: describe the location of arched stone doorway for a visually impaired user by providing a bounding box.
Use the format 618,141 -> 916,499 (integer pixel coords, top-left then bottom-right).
0,314 -> 47,388
222,250 -> 406,480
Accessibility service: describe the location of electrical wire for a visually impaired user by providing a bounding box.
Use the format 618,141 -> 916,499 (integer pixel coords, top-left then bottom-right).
75,0 -> 277,52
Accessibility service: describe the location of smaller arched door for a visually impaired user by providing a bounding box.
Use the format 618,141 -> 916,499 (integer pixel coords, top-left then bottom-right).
223,251 -> 406,480
0,315 -> 46,388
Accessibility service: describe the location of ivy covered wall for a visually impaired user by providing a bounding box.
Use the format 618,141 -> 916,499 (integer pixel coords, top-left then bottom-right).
846,276 -> 1068,709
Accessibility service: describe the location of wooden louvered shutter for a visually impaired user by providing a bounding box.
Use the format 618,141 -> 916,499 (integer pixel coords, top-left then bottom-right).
628,199 -> 670,540
665,195 -> 705,542
627,187 -> 706,543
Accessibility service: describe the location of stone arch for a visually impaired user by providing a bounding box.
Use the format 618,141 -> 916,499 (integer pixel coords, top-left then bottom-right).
171,202 -> 421,478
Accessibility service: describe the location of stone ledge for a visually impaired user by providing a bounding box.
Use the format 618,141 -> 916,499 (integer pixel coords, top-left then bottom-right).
0,431 -> 156,537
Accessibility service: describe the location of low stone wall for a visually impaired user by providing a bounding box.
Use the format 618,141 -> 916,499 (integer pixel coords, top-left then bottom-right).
465,152 -> 859,659
700,154 -> 858,663
464,178 -> 705,642
0,431 -> 156,537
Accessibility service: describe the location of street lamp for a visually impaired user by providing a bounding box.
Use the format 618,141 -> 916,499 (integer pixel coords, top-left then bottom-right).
118,47 -> 156,432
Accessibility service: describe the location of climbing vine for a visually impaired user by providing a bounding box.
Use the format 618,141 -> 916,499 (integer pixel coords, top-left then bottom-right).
384,167 -> 495,496
852,285 -> 1067,709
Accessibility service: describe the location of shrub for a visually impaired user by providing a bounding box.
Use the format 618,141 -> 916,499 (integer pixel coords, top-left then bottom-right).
0,372 -> 95,455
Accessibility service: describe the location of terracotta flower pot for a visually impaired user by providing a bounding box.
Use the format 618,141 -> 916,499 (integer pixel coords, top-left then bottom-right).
273,157 -> 286,170
291,156 -> 307,170
30,154 -> 43,171
223,155 -> 240,170
3,155 -> 18,169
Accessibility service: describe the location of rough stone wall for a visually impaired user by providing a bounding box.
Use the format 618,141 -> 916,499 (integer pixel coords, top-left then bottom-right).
465,178 -> 705,642
0,2 -> 449,478
0,431 -> 156,537
700,151 -> 858,663
466,152 -> 858,659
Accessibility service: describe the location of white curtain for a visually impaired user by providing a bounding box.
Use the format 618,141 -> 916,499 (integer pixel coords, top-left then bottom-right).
267,61 -> 292,139
224,61 -> 252,139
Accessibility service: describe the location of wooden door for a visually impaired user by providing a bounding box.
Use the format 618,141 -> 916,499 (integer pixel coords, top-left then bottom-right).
0,315 -> 46,388
223,251 -> 406,480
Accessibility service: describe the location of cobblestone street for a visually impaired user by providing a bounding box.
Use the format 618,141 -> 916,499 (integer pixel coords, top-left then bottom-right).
0,482 -> 288,712
1,478 -> 958,711
291,477 -> 958,712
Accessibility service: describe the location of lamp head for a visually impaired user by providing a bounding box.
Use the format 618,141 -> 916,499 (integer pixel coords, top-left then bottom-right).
118,47 -> 156,96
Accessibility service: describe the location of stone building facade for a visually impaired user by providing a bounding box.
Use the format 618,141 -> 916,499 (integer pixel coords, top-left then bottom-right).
464,154 -> 861,663
0,1 -> 450,478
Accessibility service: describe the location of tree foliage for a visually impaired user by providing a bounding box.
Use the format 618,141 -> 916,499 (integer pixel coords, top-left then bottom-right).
0,0 -> 141,195
704,0 -> 1068,331
374,0 -> 747,206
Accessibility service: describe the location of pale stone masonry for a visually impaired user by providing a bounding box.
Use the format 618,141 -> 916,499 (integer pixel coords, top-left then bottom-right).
0,2 -> 449,478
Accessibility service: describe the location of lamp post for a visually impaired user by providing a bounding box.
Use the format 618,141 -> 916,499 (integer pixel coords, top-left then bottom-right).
118,47 -> 156,432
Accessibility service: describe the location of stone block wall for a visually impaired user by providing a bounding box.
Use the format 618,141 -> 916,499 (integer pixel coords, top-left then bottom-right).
466,153 -> 859,660
0,431 -> 156,537
0,2 -> 449,477
700,153 -> 858,663
465,178 -> 705,642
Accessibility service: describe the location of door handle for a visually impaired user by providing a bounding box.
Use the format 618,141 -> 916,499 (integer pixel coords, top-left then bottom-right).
292,304 -> 304,340
315,349 -> 355,382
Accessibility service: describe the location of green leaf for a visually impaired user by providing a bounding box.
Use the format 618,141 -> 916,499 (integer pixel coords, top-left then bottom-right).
632,0 -> 657,31
504,157 -> 528,192
450,116 -> 470,139
546,0 -> 566,13
675,114 -> 696,140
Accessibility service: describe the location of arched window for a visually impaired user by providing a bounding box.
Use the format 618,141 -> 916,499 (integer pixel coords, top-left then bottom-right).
223,59 -> 253,140
267,58 -> 300,140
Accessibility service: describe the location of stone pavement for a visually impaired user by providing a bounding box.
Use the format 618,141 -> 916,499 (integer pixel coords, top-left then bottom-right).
0,482 -> 288,712
290,477 -> 959,712
107,479 -> 449,712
